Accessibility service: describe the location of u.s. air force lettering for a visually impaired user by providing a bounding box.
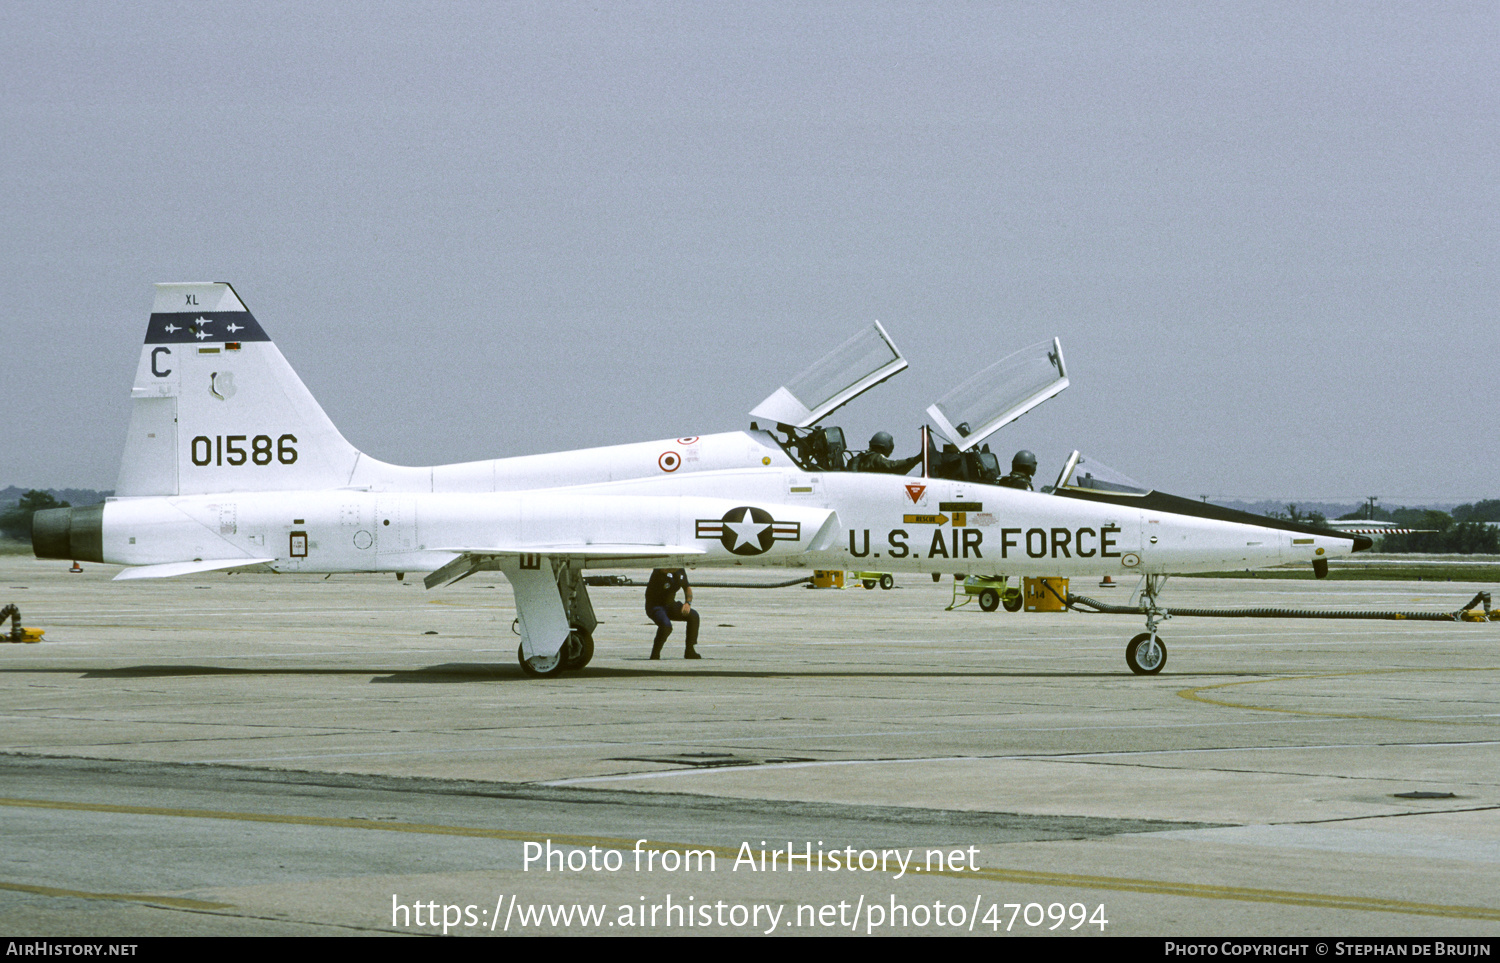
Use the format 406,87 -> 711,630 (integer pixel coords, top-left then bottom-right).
695,507 -> 801,555
848,525 -> 1123,560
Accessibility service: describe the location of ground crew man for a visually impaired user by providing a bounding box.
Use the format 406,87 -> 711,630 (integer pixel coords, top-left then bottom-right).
645,568 -> 701,660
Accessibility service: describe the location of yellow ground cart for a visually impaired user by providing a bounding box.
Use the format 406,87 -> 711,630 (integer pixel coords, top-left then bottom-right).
945,575 -> 1023,612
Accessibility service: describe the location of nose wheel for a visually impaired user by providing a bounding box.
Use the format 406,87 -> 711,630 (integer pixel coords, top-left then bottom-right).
1125,632 -> 1167,674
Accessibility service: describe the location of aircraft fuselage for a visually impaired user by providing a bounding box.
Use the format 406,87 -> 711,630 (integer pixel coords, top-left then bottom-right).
93,469 -> 1353,579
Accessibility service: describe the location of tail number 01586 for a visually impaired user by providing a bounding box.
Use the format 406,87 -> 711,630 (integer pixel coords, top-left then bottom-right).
190,434 -> 298,467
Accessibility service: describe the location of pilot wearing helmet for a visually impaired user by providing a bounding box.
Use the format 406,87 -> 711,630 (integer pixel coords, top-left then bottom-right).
850,431 -> 922,474
998,450 -> 1038,490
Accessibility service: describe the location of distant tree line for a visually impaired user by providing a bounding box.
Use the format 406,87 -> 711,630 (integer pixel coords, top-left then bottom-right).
1265,504 -> 1329,527
1337,501 -> 1500,554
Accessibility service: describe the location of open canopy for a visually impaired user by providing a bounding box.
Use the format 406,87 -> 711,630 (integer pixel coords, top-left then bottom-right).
926,337 -> 1068,452
750,321 -> 907,428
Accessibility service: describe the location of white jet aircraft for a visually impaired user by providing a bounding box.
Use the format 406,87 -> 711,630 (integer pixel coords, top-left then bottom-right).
33,283 -> 1371,676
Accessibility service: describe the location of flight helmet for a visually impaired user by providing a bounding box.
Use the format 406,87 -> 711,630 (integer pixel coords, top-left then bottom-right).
869,431 -> 895,456
1012,450 -> 1038,476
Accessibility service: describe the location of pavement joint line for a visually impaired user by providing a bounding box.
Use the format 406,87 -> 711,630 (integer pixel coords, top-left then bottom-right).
3,796 -> 1496,921
185,730 -> 1500,767
541,739 -> 1500,785
1294,803 -> 1500,826
0,879 -> 231,910
1179,667 -> 1500,723
37,735 -> 1475,771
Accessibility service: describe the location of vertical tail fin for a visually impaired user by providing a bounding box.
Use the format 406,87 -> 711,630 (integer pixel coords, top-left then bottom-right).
116,283 -> 362,496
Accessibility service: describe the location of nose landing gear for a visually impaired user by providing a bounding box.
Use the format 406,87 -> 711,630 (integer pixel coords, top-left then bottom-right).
1126,575 -> 1170,675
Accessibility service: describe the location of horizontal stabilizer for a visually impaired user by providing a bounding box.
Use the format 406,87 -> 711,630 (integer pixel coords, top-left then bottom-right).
113,558 -> 274,581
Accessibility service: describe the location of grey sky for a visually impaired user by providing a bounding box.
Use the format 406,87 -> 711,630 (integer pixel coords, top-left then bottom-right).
2,2 -> 1494,503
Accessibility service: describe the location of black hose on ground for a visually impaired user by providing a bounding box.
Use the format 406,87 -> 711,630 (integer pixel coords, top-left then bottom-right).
1064,590 -> 1492,623
583,576 -> 814,590
667,577 -> 815,589
2,604 -> 21,642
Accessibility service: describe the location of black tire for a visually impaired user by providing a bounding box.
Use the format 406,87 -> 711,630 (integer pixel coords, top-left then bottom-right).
1002,591 -> 1023,613
561,626 -> 594,671
1125,633 -> 1167,675
863,580 -> 876,590
931,572 -> 942,582
879,574 -> 894,590
978,588 -> 1000,612
517,642 -> 566,677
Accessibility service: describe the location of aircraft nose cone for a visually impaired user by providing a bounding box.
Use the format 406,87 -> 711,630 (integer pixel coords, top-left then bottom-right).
1352,535 -> 1374,553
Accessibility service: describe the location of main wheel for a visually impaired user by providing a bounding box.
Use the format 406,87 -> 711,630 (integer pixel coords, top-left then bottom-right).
978,588 -> 1000,612
1125,633 -> 1167,675
863,579 -> 877,590
561,626 -> 594,671
518,643 -> 565,677
1002,591 -> 1023,613
879,574 -> 894,590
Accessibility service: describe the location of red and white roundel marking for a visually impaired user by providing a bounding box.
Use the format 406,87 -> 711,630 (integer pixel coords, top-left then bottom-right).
676,436 -> 699,445
658,451 -> 681,472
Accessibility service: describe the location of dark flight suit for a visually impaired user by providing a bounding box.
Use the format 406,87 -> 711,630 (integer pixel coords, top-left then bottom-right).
645,568 -> 700,659
850,452 -> 922,474
998,471 -> 1033,491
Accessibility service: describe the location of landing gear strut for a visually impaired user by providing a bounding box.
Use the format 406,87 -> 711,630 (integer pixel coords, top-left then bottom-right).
510,559 -> 600,676
1126,574 -> 1170,675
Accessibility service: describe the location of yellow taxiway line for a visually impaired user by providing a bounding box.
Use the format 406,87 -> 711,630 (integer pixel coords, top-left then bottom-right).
1179,667 -> 1500,724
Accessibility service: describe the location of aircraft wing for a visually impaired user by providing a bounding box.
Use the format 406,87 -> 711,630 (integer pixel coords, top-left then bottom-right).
423,544 -> 707,590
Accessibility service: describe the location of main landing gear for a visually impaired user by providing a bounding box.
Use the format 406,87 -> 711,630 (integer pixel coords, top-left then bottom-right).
519,625 -> 594,677
1126,574 -> 1169,675
562,626 -> 594,670
513,560 -> 599,678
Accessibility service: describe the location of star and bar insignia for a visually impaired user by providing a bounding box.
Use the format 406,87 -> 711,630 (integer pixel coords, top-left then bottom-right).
695,506 -> 801,556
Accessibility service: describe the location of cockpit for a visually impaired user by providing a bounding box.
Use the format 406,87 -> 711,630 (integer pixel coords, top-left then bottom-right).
750,327 -> 1068,483
1051,451 -> 1151,495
